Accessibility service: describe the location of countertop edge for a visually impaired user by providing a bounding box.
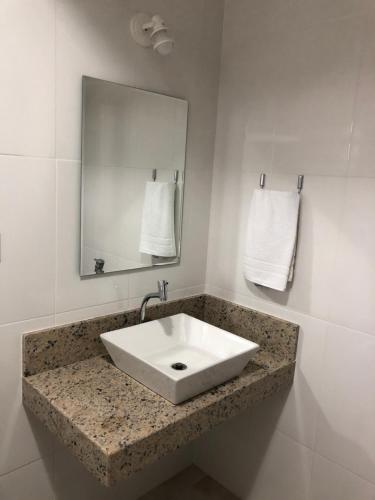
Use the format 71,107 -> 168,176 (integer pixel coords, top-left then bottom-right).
108,362 -> 295,485
23,360 -> 295,486
22,378 -> 111,485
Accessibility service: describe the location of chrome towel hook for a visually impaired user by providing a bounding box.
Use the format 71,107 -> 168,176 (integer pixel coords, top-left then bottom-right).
297,175 -> 304,194
259,173 -> 266,189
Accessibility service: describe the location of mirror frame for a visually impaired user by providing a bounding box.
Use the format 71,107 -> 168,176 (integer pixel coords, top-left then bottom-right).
79,76 -> 189,277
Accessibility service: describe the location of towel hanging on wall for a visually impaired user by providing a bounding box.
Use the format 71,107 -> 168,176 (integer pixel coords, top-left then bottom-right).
244,189 -> 300,291
139,181 -> 176,258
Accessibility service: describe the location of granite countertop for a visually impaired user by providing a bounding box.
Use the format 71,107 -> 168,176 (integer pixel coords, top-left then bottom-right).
22,294 -> 298,486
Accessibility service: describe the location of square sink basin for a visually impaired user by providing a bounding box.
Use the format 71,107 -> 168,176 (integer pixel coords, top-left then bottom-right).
100,313 -> 259,404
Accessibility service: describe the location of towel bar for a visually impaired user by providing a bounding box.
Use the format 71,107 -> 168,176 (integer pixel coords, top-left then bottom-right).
259,173 -> 304,193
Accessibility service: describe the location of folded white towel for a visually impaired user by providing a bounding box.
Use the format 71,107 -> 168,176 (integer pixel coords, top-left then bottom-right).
244,189 -> 300,291
139,181 -> 176,258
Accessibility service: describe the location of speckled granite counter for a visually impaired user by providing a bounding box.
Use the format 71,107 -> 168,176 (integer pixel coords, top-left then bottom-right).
22,294 -> 298,486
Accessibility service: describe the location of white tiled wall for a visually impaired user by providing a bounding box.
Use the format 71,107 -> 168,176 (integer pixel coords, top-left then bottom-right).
0,0 -> 224,498
195,1 -> 375,499
0,0 -> 55,158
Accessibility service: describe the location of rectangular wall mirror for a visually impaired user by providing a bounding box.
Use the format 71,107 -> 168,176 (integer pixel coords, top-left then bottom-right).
80,76 -> 188,277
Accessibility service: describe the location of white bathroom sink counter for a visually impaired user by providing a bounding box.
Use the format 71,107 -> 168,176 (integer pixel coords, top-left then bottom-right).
23,349 -> 294,486
22,294 -> 298,487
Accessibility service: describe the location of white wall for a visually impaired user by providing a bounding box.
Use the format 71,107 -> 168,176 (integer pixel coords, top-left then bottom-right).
0,0 -> 223,498
195,1 -> 375,499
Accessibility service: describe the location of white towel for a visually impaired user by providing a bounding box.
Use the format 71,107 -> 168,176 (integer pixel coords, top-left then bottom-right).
244,189 -> 300,291
139,181 -> 176,257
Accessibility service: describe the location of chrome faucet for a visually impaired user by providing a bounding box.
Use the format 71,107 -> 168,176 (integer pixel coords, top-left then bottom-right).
139,280 -> 168,323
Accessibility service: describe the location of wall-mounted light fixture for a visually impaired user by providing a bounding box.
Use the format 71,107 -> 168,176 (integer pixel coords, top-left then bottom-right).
130,13 -> 174,56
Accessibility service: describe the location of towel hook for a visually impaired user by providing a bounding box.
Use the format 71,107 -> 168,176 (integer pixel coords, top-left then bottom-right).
152,169 -> 157,182
174,170 -> 179,184
297,175 -> 304,194
259,173 -> 266,189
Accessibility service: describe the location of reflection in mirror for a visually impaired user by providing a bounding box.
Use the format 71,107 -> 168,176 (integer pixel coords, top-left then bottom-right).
80,76 -> 188,277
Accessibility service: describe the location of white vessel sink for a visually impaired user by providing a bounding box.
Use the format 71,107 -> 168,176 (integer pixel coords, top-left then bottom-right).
100,313 -> 259,404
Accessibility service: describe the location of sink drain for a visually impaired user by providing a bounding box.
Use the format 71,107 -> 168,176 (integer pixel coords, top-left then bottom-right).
171,362 -> 187,371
